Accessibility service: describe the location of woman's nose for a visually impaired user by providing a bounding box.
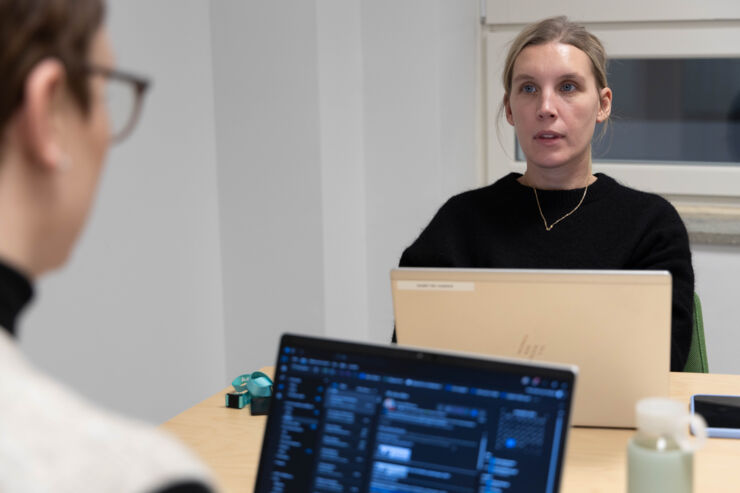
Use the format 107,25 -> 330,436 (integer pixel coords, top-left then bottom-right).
537,91 -> 557,120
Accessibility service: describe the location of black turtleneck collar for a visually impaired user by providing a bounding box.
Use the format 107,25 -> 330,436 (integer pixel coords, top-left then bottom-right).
0,259 -> 34,337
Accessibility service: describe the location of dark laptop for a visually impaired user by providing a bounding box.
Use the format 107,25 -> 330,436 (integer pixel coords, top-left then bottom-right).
254,334 -> 578,493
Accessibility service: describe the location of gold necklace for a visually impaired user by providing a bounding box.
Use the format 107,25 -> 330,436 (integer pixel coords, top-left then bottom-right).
529,178 -> 589,232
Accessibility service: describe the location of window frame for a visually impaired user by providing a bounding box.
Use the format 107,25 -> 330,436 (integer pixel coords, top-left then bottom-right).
484,17 -> 740,198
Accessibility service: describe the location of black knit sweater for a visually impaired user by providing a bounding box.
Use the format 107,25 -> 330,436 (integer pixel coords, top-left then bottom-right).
396,172 -> 694,371
0,260 -> 33,337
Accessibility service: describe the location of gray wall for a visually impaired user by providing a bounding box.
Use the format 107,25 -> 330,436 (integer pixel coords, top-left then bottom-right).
211,0 -> 480,378
211,1 -> 327,381
16,0 -> 740,425
19,0 -> 227,424
362,0 -> 480,343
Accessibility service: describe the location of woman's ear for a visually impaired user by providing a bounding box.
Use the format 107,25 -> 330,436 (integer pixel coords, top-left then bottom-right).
17,59 -> 69,171
504,95 -> 515,126
596,86 -> 612,123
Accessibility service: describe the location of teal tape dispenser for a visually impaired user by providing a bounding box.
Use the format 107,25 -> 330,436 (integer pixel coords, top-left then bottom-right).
226,371 -> 273,415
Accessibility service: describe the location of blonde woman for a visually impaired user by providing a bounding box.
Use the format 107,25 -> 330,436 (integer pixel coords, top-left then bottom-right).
396,16 -> 693,372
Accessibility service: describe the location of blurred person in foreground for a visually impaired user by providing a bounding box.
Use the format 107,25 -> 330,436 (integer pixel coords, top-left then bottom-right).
0,1 -> 216,491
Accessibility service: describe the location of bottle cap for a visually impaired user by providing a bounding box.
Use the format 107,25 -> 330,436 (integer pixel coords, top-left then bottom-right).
635,397 -> 686,435
635,397 -> 707,451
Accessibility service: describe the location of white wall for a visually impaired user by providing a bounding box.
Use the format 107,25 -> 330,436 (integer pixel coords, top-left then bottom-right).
210,1 -> 327,379
211,0 -> 480,378
19,0 -> 226,424
361,0 -> 480,342
316,0 -> 369,342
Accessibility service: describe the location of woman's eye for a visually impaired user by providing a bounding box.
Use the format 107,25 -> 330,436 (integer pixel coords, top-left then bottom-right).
522,84 -> 536,94
561,82 -> 576,92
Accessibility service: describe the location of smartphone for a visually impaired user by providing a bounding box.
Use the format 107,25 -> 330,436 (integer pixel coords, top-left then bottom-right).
691,394 -> 740,438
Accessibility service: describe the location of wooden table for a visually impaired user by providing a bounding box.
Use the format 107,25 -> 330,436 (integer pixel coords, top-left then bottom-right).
162,370 -> 740,493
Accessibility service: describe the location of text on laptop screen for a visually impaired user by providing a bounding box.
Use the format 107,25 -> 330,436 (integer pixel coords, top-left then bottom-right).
254,335 -> 575,493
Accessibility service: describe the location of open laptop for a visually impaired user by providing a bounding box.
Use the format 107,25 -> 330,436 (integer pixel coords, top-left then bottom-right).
254,333 -> 577,492
391,268 -> 672,428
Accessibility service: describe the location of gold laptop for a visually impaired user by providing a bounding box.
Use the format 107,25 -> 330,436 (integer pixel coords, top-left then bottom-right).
391,268 -> 672,428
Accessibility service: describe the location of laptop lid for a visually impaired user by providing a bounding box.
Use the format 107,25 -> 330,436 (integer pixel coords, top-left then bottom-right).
254,333 -> 577,493
391,268 -> 671,428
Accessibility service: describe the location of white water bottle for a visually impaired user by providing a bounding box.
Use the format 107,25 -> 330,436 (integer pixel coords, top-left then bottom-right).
627,397 -> 707,493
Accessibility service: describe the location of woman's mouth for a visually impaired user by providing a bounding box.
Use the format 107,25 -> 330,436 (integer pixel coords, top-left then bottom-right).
534,131 -> 564,140
534,131 -> 564,144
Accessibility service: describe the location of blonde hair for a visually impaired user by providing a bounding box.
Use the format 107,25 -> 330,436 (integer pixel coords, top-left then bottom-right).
503,16 -> 608,99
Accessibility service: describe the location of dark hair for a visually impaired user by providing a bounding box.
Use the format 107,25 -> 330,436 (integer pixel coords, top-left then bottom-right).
0,0 -> 105,135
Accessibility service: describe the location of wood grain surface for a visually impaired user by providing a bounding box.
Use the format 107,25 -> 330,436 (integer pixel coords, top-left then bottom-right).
162,369 -> 740,493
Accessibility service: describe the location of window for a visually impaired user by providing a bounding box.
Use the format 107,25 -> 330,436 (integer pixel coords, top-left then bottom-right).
483,2 -> 740,197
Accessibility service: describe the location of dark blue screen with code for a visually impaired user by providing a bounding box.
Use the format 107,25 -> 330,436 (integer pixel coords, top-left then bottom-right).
254,335 -> 575,493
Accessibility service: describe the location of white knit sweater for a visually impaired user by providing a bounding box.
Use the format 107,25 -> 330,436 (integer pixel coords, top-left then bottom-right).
0,330 -> 216,493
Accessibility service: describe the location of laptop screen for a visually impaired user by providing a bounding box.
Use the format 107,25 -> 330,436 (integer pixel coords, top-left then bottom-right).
254,334 -> 577,493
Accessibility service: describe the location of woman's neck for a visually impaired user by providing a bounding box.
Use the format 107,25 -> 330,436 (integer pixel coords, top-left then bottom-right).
519,161 -> 595,190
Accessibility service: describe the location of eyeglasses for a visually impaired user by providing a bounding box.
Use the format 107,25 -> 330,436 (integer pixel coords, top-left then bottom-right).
85,65 -> 151,144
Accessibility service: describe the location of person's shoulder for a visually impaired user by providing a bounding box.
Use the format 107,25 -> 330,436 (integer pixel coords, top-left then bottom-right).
442,173 -> 521,210
596,174 -> 688,237
596,173 -> 680,215
0,334 -> 214,492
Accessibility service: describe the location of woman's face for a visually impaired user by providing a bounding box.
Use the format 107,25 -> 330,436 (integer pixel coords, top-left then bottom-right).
505,42 -> 611,177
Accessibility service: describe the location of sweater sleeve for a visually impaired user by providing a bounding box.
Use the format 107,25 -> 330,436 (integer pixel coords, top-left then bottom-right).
628,199 -> 694,372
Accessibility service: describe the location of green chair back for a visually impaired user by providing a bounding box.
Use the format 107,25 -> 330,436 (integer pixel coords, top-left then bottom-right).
683,292 -> 709,373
